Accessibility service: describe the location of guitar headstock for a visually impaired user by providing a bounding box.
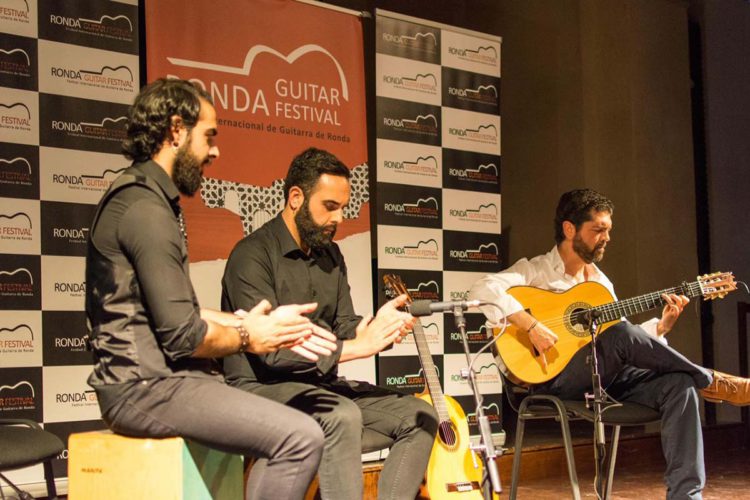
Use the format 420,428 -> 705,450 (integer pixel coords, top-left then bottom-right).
383,274 -> 413,304
698,271 -> 737,300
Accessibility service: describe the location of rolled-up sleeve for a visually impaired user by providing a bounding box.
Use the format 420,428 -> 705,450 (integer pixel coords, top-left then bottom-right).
118,197 -> 207,359
318,254 -> 360,373
469,258 -> 539,324
221,241 -> 320,374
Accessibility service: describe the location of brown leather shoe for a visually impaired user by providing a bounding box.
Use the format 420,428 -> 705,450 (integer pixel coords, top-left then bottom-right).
700,370 -> 750,406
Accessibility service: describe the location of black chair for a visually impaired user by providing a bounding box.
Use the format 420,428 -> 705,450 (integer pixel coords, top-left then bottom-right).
503,380 -> 661,500
0,419 -> 64,500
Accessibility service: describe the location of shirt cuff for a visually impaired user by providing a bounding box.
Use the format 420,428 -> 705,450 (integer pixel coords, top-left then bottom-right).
316,338 -> 345,375
476,297 -> 523,325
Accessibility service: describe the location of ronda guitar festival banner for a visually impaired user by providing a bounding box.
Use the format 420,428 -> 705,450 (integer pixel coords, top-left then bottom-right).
374,10 -> 504,438
0,0 -> 139,492
145,0 -> 374,380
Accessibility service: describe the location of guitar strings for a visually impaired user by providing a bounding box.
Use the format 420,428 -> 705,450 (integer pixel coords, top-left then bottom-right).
522,283 -> 705,331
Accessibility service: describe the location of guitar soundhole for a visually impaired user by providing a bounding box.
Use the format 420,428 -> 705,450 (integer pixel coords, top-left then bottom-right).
564,302 -> 592,338
438,420 -> 458,447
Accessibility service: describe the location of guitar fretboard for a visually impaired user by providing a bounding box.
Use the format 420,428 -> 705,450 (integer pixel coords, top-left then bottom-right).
412,321 -> 451,423
593,281 -> 702,323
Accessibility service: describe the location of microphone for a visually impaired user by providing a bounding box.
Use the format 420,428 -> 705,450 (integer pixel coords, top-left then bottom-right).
577,309 -> 602,326
409,299 -> 481,317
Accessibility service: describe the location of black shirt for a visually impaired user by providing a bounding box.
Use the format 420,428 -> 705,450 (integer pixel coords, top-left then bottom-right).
221,214 -> 361,386
87,161 -> 214,409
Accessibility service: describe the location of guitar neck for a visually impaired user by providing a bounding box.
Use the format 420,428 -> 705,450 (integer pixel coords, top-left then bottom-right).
411,320 -> 451,422
594,280 -> 703,323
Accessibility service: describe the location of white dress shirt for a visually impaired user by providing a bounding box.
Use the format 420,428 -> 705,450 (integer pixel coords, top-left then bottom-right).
469,245 -> 663,341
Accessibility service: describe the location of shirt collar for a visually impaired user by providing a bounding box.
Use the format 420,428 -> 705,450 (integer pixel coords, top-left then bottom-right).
549,244 -> 603,281
269,214 -> 306,257
269,213 -> 330,260
549,245 -> 566,275
135,160 -> 180,206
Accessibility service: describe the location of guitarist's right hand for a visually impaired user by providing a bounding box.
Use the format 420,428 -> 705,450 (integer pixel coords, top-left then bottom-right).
340,294 -> 413,361
528,321 -> 558,355
510,311 -> 558,366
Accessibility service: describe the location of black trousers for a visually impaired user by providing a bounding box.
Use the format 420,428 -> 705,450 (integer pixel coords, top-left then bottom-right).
536,321 -> 713,500
243,378 -> 439,500
98,376 -> 325,500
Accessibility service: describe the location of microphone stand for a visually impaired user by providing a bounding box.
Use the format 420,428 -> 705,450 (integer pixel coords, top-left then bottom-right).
582,309 -> 610,498
454,304 -> 502,499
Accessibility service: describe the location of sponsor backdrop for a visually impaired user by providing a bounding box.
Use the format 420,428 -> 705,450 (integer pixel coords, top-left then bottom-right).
0,0 -> 139,490
2,0 -> 373,488
1,1 -> 501,490
145,0 -> 376,383
374,10 -> 504,437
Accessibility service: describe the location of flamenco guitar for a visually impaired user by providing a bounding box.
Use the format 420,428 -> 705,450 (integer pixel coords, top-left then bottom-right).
493,272 -> 736,385
384,274 -> 495,499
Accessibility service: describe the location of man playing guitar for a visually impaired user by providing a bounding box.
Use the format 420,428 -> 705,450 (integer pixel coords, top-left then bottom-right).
470,189 -> 749,500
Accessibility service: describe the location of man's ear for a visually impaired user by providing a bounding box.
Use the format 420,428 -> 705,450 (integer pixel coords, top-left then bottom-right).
169,115 -> 185,147
288,186 -> 305,211
562,220 -> 576,240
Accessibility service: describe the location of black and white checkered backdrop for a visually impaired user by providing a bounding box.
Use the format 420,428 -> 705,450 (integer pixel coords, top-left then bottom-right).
0,0 -> 139,486
373,10 -> 504,436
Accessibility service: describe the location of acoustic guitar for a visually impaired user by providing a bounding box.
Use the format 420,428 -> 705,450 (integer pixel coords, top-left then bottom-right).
493,272 -> 736,385
384,274 -> 495,499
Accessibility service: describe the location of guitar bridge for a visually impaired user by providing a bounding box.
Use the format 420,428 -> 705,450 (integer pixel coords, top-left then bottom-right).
446,481 -> 481,492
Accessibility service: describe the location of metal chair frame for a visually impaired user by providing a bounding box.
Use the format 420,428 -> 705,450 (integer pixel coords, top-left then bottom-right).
508,393 -> 660,500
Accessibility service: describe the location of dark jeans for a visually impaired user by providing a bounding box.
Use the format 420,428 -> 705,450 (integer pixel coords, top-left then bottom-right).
98,376 -> 324,500
244,378 -> 439,500
536,321 -> 713,500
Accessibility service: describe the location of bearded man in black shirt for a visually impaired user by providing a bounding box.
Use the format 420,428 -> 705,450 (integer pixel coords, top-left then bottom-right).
221,148 -> 439,500
86,79 -> 339,500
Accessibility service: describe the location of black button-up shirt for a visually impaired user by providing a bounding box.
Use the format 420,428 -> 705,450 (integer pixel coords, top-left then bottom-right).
221,214 -> 361,386
87,161 -> 214,410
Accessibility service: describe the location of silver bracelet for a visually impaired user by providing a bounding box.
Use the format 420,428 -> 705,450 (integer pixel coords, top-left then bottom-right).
236,321 -> 250,353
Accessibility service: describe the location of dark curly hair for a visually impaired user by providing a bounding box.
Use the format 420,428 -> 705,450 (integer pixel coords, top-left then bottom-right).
283,147 -> 350,202
554,189 -> 614,244
122,78 -> 212,162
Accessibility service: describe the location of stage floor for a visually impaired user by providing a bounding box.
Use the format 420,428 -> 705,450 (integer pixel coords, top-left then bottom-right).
510,446 -> 750,499
40,422 -> 750,499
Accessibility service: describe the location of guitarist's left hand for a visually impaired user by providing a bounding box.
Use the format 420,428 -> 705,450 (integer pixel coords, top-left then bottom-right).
657,293 -> 689,337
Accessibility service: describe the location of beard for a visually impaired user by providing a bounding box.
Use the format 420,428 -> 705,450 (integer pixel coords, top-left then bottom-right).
172,139 -> 205,196
295,199 -> 337,250
573,232 -> 606,264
